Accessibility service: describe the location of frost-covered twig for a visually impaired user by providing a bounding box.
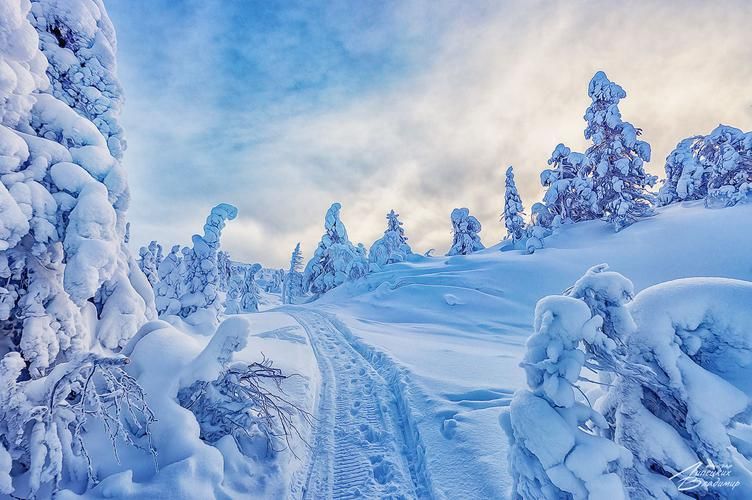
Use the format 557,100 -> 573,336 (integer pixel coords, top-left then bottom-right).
178,355 -> 312,460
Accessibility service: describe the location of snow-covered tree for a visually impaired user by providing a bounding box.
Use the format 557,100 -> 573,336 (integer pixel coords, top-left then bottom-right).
369,210 -> 412,268
176,204 -> 238,324
155,244 -> 183,316
502,166 -> 527,244
505,284 -> 631,499
447,208 -> 484,256
0,0 -> 154,377
216,250 -> 231,292
0,1 -> 156,495
536,145 -> 599,229
584,71 -> 656,231
659,125 -> 752,207
240,263 -> 262,312
138,240 -> 162,287
283,243 -> 304,304
225,263 -> 262,314
506,265 -> 752,498
303,203 -> 369,295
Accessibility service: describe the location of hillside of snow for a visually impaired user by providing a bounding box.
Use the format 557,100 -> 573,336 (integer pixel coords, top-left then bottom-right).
293,202 -> 752,498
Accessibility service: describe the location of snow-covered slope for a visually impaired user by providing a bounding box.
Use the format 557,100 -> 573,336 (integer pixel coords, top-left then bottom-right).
296,202 -> 752,498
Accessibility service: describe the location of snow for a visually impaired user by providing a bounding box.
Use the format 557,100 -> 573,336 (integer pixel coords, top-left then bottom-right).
294,202 -> 752,499
3,0 -> 752,496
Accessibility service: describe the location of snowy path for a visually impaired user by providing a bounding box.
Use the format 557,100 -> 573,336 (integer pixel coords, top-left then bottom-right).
285,308 -> 431,499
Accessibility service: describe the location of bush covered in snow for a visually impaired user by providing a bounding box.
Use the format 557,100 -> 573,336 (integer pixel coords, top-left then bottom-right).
447,207 -> 484,256
506,265 -> 752,499
659,125 -> 752,207
303,203 -> 369,295
369,209 -> 412,268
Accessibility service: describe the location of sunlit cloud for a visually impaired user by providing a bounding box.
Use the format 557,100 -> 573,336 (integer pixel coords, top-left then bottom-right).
108,0 -> 752,266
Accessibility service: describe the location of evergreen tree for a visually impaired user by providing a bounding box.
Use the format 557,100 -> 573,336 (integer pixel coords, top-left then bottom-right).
155,245 -> 183,316
369,210 -> 412,268
283,243 -> 304,304
502,166 -> 527,243
447,208 -> 484,256
177,204 -> 237,324
536,145 -> 598,228
138,244 -> 159,287
660,125 -> 752,207
303,203 -> 369,295
0,2 -> 157,495
584,71 -> 656,231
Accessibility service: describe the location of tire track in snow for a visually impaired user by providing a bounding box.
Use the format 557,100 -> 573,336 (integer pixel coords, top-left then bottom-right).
285,308 -> 431,499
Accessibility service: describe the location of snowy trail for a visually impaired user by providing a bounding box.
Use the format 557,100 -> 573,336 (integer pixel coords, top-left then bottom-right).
285,308 -> 431,499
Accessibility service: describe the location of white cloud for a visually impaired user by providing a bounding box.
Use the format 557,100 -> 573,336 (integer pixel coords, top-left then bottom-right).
115,0 -> 752,266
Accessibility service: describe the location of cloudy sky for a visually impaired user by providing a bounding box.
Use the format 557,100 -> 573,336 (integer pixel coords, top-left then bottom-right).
106,0 -> 752,267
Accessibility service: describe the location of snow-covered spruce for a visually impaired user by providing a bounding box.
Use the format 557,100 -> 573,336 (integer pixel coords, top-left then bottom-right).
502,166 -> 527,246
0,0 -> 154,374
225,263 -> 262,314
175,203 -> 238,324
0,1 -> 158,494
659,125 -> 752,207
369,209 -> 412,268
282,242 -> 304,305
217,250 -> 232,292
138,240 -> 162,287
533,145 -> 597,230
506,282 -> 631,499
447,207 -> 484,256
506,264 -> 752,499
303,202 -> 369,295
154,244 -> 182,316
29,0 -> 126,159
584,71 -> 656,231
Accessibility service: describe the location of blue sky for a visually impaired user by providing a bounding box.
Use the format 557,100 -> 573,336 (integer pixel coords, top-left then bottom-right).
107,0 -> 752,267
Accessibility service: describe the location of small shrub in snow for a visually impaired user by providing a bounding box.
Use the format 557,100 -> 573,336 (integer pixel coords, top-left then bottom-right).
447,208 -> 484,256
303,203 -> 369,295
0,352 -> 156,496
178,317 -> 311,459
369,210 -> 412,268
